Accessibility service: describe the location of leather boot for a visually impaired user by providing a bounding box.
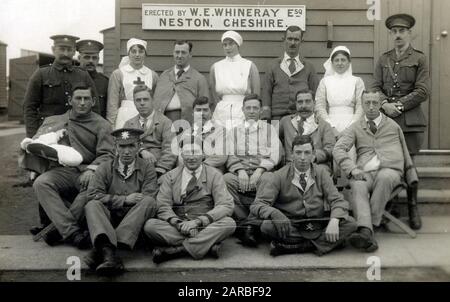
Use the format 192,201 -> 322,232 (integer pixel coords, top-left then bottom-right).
152,245 -> 188,264
237,225 -> 258,247
96,245 -> 124,276
407,185 -> 422,230
269,240 -> 315,257
83,248 -> 103,270
348,227 -> 378,252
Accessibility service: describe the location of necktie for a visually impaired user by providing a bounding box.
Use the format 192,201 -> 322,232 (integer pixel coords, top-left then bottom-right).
288,58 -> 296,74
185,171 -> 197,197
177,69 -> 184,79
368,120 -> 377,135
141,118 -> 147,130
122,164 -> 129,178
297,117 -> 305,135
299,173 -> 307,191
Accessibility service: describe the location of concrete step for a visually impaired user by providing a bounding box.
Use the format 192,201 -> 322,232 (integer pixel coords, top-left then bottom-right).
1,216 -> 450,281
416,167 -> 450,189
341,189 -> 450,215
415,150 -> 450,167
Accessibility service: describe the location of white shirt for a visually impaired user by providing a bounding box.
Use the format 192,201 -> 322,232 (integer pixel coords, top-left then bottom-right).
291,114 -> 318,135
181,165 -> 203,197
139,111 -> 155,130
117,159 -> 136,180
174,65 -> 190,80
281,52 -> 304,76
192,120 -> 215,136
292,167 -> 312,192
363,113 -> 383,172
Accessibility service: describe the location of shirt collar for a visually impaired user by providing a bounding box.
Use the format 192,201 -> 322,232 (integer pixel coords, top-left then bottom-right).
174,65 -> 190,74
139,110 -> 155,124
183,165 -> 203,179
122,63 -> 150,75
193,119 -> 214,133
116,158 -> 137,179
52,61 -> 74,71
244,119 -> 260,130
365,113 -> 383,127
295,113 -> 315,123
294,166 -> 310,179
283,52 -> 300,64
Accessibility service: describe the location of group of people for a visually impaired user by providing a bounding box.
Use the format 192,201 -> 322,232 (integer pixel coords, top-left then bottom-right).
19,13 -> 429,276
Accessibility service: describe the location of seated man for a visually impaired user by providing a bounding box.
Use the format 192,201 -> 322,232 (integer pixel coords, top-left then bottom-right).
251,135 -> 357,256
333,90 -> 418,252
124,85 -> 177,178
223,94 -> 282,246
144,138 -> 236,264
279,89 -> 335,170
27,84 -> 114,248
175,96 -> 229,172
84,128 -> 158,276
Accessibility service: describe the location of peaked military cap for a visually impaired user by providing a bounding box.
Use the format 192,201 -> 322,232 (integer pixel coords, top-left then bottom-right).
76,39 -> 104,54
385,13 -> 416,29
50,35 -> 80,47
111,128 -> 144,145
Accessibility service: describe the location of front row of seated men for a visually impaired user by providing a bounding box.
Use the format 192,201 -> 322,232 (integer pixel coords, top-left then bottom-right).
22,83 -> 418,276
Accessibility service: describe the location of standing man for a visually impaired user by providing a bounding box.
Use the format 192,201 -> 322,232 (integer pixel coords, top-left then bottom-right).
371,14 -> 429,229
84,128 -> 157,276
154,40 -> 210,124
23,34 -> 99,138
261,26 -> 320,121
77,39 -> 109,118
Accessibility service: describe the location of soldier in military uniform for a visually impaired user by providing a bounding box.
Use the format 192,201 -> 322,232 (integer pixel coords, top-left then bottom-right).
77,39 -> 109,118
23,34 -> 99,138
23,35 -> 99,233
371,14 -> 430,230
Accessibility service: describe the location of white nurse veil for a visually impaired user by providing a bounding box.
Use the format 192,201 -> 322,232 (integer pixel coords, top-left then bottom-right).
323,46 -> 353,77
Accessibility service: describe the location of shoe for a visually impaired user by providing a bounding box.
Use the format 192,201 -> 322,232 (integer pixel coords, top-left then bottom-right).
269,240 -> 315,257
348,227 -> 378,252
70,231 -> 92,250
96,246 -> 124,276
408,205 -> 422,230
209,243 -> 221,259
42,227 -> 63,246
29,225 -> 45,236
237,226 -> 258,247
83,248 -> 103,270
152,246 -> 188,264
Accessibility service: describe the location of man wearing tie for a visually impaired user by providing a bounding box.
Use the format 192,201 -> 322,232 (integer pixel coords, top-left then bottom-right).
279,90 -> 336,170
144,138 -> 236,263
261,26 -> 320,121
154,40 -> 210,124
333,91 -> 418,252
251,135 -> 357,256
124,85 -> 177,178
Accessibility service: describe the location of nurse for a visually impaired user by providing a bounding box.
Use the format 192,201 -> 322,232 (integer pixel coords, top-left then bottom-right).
209,31 -> 260,129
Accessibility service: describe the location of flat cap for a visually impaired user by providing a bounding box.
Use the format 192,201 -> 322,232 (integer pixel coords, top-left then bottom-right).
111,128 -> 144,145
76,39 -> 104,53
385,13 -> 415,29
50,35 -> 79,47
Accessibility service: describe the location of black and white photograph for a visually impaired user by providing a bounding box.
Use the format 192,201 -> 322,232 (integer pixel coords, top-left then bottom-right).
0,0 -> 449,286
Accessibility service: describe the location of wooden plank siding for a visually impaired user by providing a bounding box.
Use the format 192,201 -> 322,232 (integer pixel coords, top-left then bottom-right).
0,44 -> 7,108
115,0 -> 376,90
102,27 -> 117,77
